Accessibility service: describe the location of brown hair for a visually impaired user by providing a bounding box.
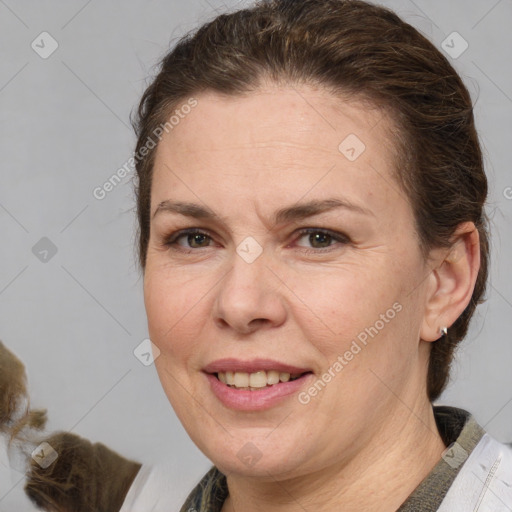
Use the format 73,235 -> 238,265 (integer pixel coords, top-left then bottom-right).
131,0 -> 489,402
0,340 -> 47,442
0,340 -> 141,511
24,432 -> 141,512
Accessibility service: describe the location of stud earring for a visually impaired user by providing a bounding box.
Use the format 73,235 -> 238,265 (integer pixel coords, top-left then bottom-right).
440,326 -> 448,336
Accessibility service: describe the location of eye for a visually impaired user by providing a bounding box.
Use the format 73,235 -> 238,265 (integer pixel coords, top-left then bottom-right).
161,227 -> 350,254
294,228 -> 350,252
163,229 -> 214,251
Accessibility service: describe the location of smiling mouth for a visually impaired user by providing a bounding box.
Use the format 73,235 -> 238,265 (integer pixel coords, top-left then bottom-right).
215,370 -> 312,391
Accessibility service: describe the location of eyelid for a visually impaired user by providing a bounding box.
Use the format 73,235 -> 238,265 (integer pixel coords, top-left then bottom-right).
162,226 -> 350,253
292,228 -> 350,253
163,228 -> 216,247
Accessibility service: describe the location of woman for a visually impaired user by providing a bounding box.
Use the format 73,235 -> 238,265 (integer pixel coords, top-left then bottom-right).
126,0 -> 512,510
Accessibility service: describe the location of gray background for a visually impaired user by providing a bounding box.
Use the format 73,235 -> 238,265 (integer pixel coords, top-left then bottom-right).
0,0 -> 511,509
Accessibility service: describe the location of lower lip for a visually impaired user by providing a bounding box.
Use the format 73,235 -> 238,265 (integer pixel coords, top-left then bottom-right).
204,372 -> 314,411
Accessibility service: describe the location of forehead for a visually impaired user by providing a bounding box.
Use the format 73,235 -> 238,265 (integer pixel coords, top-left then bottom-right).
151,85 -> 404,223
157,85 -> 395,156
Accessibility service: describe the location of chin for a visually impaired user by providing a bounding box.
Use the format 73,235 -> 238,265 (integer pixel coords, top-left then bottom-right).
196,430 -> 312,479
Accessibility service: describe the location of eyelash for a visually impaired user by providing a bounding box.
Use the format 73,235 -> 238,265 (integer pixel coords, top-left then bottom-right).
162,227 -> 350,255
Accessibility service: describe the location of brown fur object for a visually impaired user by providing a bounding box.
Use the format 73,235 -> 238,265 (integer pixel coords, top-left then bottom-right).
1,340 -> 142,511
24,431 -> 142,512
0,340 -> 47,442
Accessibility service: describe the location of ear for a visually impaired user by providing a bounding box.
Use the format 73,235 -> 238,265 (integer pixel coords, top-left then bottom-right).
420,222 -> 481,342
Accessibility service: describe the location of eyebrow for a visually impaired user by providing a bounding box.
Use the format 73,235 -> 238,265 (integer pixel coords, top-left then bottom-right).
152,198 -> 374,225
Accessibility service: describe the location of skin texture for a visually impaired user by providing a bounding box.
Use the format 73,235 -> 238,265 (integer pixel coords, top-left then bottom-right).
143,84 -> 480,512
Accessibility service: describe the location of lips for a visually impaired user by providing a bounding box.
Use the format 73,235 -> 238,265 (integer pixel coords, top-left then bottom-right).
204,371 -> 314,411
203,358 -> 312,375
202,358 -> 314,410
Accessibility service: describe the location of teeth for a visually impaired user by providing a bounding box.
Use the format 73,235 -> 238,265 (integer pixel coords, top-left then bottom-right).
249,371 -> 267,388
266,370 -> 280,385
234,372 -> 249,388
216,370 -> 305,389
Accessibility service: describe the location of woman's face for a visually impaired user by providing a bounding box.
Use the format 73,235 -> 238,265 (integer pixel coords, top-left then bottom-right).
144,85 -> 434,478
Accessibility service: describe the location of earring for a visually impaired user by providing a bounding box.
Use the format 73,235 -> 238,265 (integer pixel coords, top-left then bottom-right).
440,326 -> 448,336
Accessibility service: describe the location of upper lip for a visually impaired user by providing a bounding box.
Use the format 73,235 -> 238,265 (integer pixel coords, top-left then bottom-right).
203,358 -> 312,375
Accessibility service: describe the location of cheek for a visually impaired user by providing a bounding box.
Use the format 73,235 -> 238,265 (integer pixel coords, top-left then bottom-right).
287,263 -> 395,339
143,266 -> 208,356
144,270 -> 207,413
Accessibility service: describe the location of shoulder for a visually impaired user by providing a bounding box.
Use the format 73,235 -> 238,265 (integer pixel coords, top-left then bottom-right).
438,432 -> 512,511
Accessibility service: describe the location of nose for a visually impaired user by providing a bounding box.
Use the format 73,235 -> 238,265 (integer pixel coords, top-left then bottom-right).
212,250 -> 287,335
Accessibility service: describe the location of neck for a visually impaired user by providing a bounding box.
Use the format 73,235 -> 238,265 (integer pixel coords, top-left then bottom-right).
221,400 -> 446,512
